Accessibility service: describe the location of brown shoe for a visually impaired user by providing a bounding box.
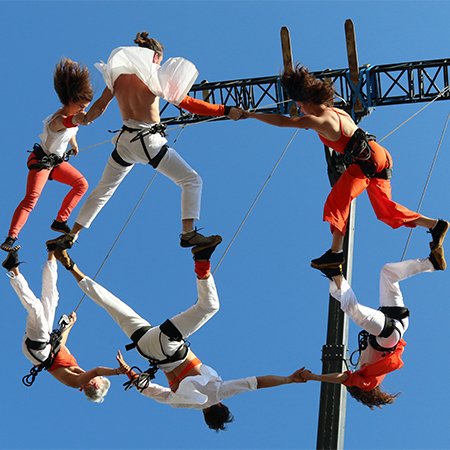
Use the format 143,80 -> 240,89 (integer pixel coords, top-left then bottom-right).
429,244 -> 446,271
429,219 -> 449,249
54,247 -> 75,270
180,228 -> 218,248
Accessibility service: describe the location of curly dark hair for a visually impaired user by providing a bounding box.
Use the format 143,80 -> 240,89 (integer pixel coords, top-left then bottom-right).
280,63 -> 335,106
347,385 -> 402,410
203,403 -> 234,432
53,58 -> 93,106
134,31 -> 164,57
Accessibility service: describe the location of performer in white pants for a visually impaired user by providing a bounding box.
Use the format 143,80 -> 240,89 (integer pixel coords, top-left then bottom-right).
300,251 -> 443,409
59,31 -> 242,250
2,247 -> 126,401
53,238 -> 308,432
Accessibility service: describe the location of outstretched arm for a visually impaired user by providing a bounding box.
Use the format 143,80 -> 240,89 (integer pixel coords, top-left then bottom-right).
299,369 -> 349,384
256,368 -> 307,389
241,110 -> 318,130
177,95 -> 242,120
59,312 -> 77,346
82,87 -> 115,124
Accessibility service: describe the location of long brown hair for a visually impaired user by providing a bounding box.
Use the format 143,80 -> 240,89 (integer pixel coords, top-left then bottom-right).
53,58 -> 93,106
134,31 -> 164,57
347,385 -> 402,410
281,63 -> 335,106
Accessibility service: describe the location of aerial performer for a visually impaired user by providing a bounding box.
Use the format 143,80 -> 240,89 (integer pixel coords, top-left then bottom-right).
2,246 -> 127,402
240,64 -> 448,270
1,58 -> 92,252
58,31 -> 242,251
53,238 -> 307,431
300,248 -> 444,409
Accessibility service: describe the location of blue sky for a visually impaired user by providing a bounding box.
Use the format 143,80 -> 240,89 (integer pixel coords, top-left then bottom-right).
1,1 -> 450,449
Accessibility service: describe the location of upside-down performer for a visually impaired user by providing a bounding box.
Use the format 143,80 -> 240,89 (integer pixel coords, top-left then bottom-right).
52,238 -> 307,431
59,31 -> 242,251
241,64 -> 448,270
1,59 -> 93,252
2,247 -> 127,402
300,247 -> 445,409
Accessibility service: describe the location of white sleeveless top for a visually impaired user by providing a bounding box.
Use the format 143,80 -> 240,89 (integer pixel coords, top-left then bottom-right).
39,115 -> 78,158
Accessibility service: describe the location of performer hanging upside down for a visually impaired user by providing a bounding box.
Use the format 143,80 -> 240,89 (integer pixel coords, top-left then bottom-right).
2,247 -> 127,401
240,64 -> 448,270
1,58 -> 92,252
300,248 -> 444,409
58,31 -> 242,251
52,239 -> 307,431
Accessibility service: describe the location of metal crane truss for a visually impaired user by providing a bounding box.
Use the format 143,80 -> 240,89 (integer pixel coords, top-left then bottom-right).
160,58 -> 450,124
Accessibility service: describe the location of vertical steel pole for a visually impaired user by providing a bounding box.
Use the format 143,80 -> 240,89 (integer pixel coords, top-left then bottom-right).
316,170 -> 354,449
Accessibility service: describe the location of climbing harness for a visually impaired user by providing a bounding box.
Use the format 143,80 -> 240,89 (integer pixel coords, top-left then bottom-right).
343,128 -> 392,179
27,143 -> 75,173
123,319 -> 190,391
110,123 -> 169,169
22,314 -> 70,387
349,306 -> 410,366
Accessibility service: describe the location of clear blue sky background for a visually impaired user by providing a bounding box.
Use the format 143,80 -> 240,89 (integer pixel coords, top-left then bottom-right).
1,1 -> 449,449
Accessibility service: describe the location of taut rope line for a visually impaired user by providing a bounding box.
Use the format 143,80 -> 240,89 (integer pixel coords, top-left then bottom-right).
400,108 -> 450,261
73,125 -> 187,312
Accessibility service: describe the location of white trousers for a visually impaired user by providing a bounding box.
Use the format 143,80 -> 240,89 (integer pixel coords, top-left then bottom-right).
330,258 -> 434,348
10,261 -> 59,364
76,124 -> 202,228
78,275 -> 219,370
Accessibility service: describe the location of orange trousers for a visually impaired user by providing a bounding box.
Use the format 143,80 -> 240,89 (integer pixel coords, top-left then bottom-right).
8,151 -> 88,238
323,157 -> 421,236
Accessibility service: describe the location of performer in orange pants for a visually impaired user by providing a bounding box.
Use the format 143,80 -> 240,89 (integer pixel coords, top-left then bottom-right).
240,64 -> 448,269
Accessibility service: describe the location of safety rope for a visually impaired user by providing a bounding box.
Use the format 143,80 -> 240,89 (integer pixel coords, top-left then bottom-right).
400,108 -> 450,261
212,129 -> 299,275
378,86 -> 450,144
75,99 -> 291,153
73,125 -> 187,312
72,100 -> 296,309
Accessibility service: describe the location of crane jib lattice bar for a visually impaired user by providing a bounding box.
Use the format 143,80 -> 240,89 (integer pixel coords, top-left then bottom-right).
160,58 -> 450,124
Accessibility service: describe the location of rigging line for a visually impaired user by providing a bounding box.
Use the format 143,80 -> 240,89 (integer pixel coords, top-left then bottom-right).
73,125 -> 187,312
164,99 -> 292,133
212,129 -> 299,276
400,108 -> 450,262
76,99 -> 291,151
379,86 -> 450,144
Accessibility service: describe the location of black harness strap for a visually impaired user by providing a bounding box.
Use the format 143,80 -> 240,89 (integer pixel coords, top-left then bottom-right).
27,144 -> 74,174
22,315 -> 70,387
124,319 -> 189,387
343,129 -> 392,179
354,306 -> 410,362
113,124 -> 169,169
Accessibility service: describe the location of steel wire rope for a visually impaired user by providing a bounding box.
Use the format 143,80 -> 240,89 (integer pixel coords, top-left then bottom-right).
400,108 -> 450,261
73,125 -> 187,312
212,129 -> 299,275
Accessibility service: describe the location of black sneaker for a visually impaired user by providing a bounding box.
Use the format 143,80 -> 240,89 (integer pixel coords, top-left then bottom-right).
46,235 -> 67,252
2,247 -> 21,271
429,244 -> 446,271
192,236 -> 222,261
180,228 -> 217,248
54,247 -> 75,270
311,249 -> 345,268
312,264 -> 343,280
429,219 -> 449,249
50,220 -> 71,234
1,236 -> 19,252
